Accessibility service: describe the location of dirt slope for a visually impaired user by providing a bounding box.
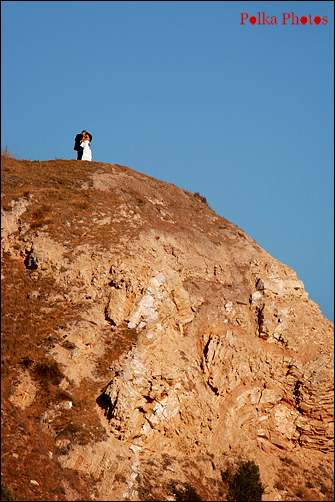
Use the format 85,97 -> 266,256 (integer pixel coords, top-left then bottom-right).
1,156 -> 333,501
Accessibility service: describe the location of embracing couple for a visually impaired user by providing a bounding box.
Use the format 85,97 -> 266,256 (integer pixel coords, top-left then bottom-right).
74,130 -> 92,161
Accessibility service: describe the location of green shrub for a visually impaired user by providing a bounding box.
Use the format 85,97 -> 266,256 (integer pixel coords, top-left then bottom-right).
221,461 -> 265,501
221,466 -> 232,483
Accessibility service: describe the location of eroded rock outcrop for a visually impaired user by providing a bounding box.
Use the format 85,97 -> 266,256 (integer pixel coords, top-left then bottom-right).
1,157 -> 333,501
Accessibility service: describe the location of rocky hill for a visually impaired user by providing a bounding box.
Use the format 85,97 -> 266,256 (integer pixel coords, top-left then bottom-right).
1,155 -> 333,501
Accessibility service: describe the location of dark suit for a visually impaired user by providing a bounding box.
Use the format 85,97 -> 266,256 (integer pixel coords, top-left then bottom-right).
74,133 -> 84,160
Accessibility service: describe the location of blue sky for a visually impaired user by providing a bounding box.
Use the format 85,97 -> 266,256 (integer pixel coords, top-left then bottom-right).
2,1 -> 334,322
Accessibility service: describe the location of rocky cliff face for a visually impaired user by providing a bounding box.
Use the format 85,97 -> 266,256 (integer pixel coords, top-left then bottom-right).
1,156 -> 333,501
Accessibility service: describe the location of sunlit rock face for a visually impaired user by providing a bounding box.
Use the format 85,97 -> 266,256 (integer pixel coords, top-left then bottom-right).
1,157 -> 333,501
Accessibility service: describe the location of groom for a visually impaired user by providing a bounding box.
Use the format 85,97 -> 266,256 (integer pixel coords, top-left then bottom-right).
74,130 -> 86,160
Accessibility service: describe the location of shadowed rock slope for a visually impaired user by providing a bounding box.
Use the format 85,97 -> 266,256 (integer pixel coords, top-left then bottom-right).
1,156 -> 333,501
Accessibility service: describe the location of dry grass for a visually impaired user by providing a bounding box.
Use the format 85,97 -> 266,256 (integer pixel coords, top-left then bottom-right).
1,146 -> 18,160
274,456 -> 334,501
183,189 -> 210,207
1,252 -> 103,500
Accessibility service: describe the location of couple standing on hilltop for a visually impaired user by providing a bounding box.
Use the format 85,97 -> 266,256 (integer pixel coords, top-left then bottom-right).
74,130 -> 92,161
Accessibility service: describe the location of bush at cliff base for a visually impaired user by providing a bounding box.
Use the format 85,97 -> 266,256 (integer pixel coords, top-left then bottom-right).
227,460 -> 265,501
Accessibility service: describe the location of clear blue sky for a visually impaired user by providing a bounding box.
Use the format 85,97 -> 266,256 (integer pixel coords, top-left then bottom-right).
2,1 -> 334,322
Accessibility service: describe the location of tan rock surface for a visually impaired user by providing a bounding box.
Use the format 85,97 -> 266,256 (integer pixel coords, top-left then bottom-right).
1,156 -> 333,501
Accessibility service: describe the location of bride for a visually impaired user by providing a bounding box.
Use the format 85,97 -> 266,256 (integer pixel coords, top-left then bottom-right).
80,132 -> 92,161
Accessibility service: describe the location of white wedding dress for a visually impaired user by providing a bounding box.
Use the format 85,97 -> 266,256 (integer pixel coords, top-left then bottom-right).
81,140 -> 92,161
